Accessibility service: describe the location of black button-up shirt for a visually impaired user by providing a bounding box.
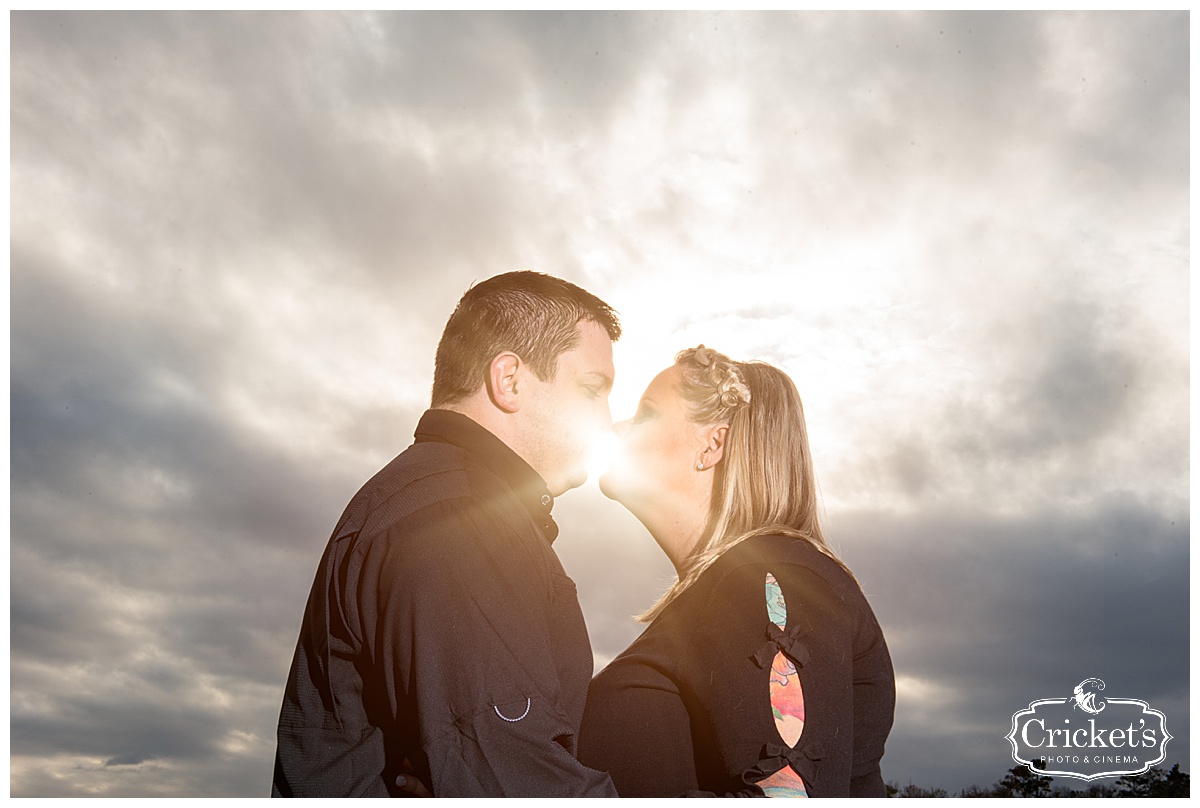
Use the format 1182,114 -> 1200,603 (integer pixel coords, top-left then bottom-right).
273,410 -> 615,797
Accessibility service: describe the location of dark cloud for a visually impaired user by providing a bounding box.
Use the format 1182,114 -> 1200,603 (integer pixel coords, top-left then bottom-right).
12,679 -> 229,764
968,291 -> 1146,459
835,501 -> 1189,791
1005,301 -> 1141,452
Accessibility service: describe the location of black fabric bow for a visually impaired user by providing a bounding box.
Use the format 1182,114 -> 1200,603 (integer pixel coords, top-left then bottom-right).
750,621 -> 812,670
741,740 -> 825,794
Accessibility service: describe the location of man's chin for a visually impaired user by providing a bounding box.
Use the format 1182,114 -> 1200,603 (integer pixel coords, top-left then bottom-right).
549,467 -> 588,498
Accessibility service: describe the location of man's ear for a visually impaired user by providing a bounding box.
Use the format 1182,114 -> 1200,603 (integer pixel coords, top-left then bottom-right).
487,352 -> 522,413
704,423 -> 729,466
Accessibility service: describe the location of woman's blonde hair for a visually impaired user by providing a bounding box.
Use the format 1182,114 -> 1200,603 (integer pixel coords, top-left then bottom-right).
637,345 -> 853,622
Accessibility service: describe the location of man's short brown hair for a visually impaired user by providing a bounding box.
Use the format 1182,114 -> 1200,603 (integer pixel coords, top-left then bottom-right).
431,271 -> 621,407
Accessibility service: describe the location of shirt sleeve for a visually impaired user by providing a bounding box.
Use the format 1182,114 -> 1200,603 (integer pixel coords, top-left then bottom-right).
848,590 -> 895,796
578,655 -> 700,797
699,558 -> 889,797
364,499 -> 617,798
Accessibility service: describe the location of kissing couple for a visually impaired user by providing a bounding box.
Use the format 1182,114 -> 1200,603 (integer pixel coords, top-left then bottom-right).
272,271 -> 895,798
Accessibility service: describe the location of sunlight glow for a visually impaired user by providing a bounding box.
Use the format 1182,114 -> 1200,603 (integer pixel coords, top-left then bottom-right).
585,430 -> 620,482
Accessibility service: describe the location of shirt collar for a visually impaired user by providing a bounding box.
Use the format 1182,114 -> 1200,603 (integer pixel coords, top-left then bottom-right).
413,409 -> 559,543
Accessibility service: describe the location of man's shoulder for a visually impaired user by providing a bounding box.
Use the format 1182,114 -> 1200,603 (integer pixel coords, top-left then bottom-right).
333,441 -> 477,543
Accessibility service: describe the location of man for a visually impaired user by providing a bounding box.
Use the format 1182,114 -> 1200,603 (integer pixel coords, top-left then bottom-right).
272,271 -> 620,797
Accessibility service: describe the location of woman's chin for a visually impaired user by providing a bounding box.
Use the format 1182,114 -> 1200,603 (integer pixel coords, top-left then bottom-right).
597,470 -> 627,505
597,471 -> 616,501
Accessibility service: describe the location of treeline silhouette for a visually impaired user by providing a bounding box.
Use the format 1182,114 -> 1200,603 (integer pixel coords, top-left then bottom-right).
887,762 -> 1189,798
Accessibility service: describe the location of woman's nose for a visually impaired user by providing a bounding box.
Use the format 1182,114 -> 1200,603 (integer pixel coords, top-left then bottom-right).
612,418 -> 632,438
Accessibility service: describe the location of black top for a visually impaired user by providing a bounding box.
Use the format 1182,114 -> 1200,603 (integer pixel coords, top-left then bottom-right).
578,534 -> 895,797
273,409 -> 615,797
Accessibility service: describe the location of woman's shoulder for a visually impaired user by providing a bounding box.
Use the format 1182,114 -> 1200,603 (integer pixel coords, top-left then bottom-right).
688,535 -> 884,656
689,534 -> 877,630
649,534 -> 869,644
704,533 -> 857,593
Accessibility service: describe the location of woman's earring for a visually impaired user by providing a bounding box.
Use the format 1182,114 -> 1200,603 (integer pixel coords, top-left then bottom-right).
696,460 -> 705,471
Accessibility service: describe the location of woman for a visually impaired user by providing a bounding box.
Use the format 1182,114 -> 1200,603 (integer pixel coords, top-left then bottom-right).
577,346 -> 895,797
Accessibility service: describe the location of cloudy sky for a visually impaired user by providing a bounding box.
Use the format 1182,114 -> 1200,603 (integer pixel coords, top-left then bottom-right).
10,11 -> 1189,797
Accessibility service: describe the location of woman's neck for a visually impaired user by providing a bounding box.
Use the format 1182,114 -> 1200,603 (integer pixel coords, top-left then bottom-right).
638,492 -> 712,576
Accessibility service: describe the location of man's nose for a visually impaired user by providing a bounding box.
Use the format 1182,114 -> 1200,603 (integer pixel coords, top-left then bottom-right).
612,418 -> 631,437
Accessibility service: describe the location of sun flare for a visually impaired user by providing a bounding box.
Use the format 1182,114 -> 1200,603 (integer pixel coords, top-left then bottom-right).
585,430 -> 620,482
